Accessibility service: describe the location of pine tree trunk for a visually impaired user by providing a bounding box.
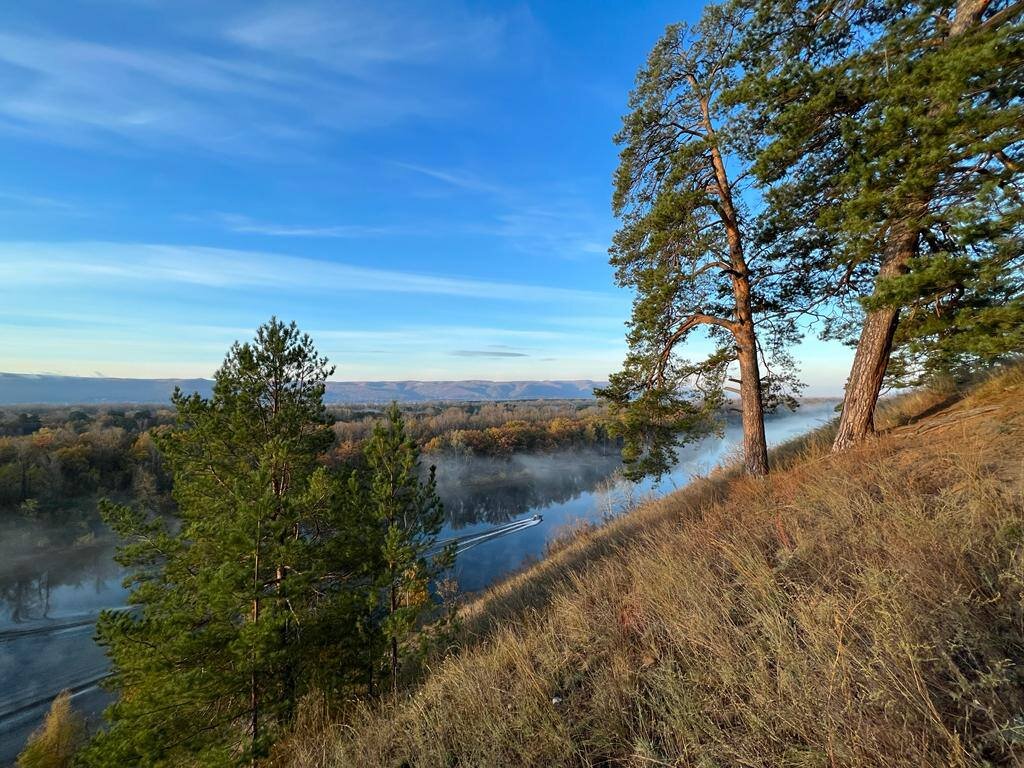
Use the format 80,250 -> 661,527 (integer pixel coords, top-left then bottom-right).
700,98 -> 770,477
272,468 -> 295,724
950,0 -> 990,35
277,562 -> 294,724
250,524 -> 261,764
831,0 -> 983,452
736,324 -> 769,476
832,226 -> 918,451
390,580 -> 399,697
250,668 -> 259,767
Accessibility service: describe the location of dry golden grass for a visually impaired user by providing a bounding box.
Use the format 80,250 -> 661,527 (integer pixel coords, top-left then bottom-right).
281,366 -> 1024,767
17,690 -> 85,768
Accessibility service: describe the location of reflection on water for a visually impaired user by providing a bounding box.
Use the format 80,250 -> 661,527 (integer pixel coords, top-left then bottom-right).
434,401 -> 838,590
0,532 -> 122,765
436,449 -> 624,527
0,401 -> 837,762
0,539 -> 122,629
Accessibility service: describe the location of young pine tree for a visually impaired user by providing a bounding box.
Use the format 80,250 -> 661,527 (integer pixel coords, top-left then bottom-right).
80,319 -> 366,766
599,7 -> 800,480
359,403 -> 453,696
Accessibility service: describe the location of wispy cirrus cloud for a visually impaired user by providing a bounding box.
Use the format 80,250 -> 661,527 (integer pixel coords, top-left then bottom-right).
451,349 -> 529,358
226,2 -> 508,73
215,212 -> 401,238
392,162 -> 612,258
214,198 -> 612,257
393,162 -> 509,195
0,189 -> 90,219
0,31 -> 295,151
482,204 -> 611,259
0,189 -> 80,212
312,327 -> 579,343
0,241 -> 616,304
0,3 -> 528,154
0,309 -> 625,379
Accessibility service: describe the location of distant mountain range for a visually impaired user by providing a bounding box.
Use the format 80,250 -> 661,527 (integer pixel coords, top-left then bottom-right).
0,373 -> 604,405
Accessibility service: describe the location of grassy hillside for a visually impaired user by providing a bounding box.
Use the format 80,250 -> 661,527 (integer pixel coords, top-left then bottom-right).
282,368 -> 1024,767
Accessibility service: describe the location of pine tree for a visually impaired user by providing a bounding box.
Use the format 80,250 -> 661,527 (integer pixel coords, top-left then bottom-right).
79,319 -> 367,766
731,0 -> 1024,448
358,403 -> 453,695
599,6 -> 800,480
882,209 -> 1024,386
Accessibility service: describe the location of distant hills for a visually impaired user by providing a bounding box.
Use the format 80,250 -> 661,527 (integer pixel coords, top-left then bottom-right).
0,373 -> 604,406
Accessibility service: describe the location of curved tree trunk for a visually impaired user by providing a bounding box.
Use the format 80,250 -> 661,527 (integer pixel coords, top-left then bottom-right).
831,0 -> 987,453
832,226 -> 918,451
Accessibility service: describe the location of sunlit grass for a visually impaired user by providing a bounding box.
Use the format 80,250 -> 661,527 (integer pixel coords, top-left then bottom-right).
278,364 -> 1024,767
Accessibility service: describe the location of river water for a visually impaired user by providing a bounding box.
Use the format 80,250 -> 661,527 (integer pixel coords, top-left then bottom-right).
435,400 -> 837,590
0,401 -> 837,762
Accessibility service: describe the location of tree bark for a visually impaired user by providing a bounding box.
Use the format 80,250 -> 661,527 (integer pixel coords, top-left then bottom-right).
250,522 -> 261,765
736,323 -> 769,475
831,0 -> 984,452
389,582 -> 399,698
700,92 -> 771,476
712,154 -> 770,479
950,0 -> 990,34
832,226 -> 918,450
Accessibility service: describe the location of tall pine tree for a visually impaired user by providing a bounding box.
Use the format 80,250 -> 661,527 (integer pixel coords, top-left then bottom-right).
732,0 -> 1024,448
80,319 -> 367,766
600,6 -> 800,480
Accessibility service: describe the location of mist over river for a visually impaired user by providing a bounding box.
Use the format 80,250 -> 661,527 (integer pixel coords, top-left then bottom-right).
0,400 -> 837,763
433,400 -> 839,591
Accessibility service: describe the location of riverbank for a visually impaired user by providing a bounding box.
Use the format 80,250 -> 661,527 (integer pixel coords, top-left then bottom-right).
279,366 -> 1024,767
0,405 -> 835,763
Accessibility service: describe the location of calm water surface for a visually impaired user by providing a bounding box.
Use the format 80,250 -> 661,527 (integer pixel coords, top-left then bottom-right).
0,401 -> 837,762
437,400 -> 838,590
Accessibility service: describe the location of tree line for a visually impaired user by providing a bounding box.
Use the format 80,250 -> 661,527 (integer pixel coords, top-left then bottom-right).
0,407 -> 619,578
601,0 -> 1023,478
0,413 -> 172,516
0,400 -> 615,519
330,400 -> 613,461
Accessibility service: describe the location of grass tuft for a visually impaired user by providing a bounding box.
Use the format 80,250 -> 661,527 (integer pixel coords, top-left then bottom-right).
16,691 -> 85,768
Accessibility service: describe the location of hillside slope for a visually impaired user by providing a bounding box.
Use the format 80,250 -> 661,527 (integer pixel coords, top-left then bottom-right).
285,368 -> 1024,767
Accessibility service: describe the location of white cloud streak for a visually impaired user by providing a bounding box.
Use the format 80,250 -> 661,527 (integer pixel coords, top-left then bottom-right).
0,241 -> 615,304
393,162 -> 509,195
0,311 -> 627,380
226,2 -> 507,73
0,2 -> 522,153
215,213 -> 401,238
0,190 -> 81,213
391,163 -> 613,258
451,349 -> 529,357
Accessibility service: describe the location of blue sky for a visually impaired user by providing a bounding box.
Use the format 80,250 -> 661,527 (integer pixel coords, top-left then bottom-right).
0,0 -> 852,394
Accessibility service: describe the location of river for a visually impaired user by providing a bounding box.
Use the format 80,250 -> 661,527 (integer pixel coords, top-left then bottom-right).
0,400 -> 837,762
